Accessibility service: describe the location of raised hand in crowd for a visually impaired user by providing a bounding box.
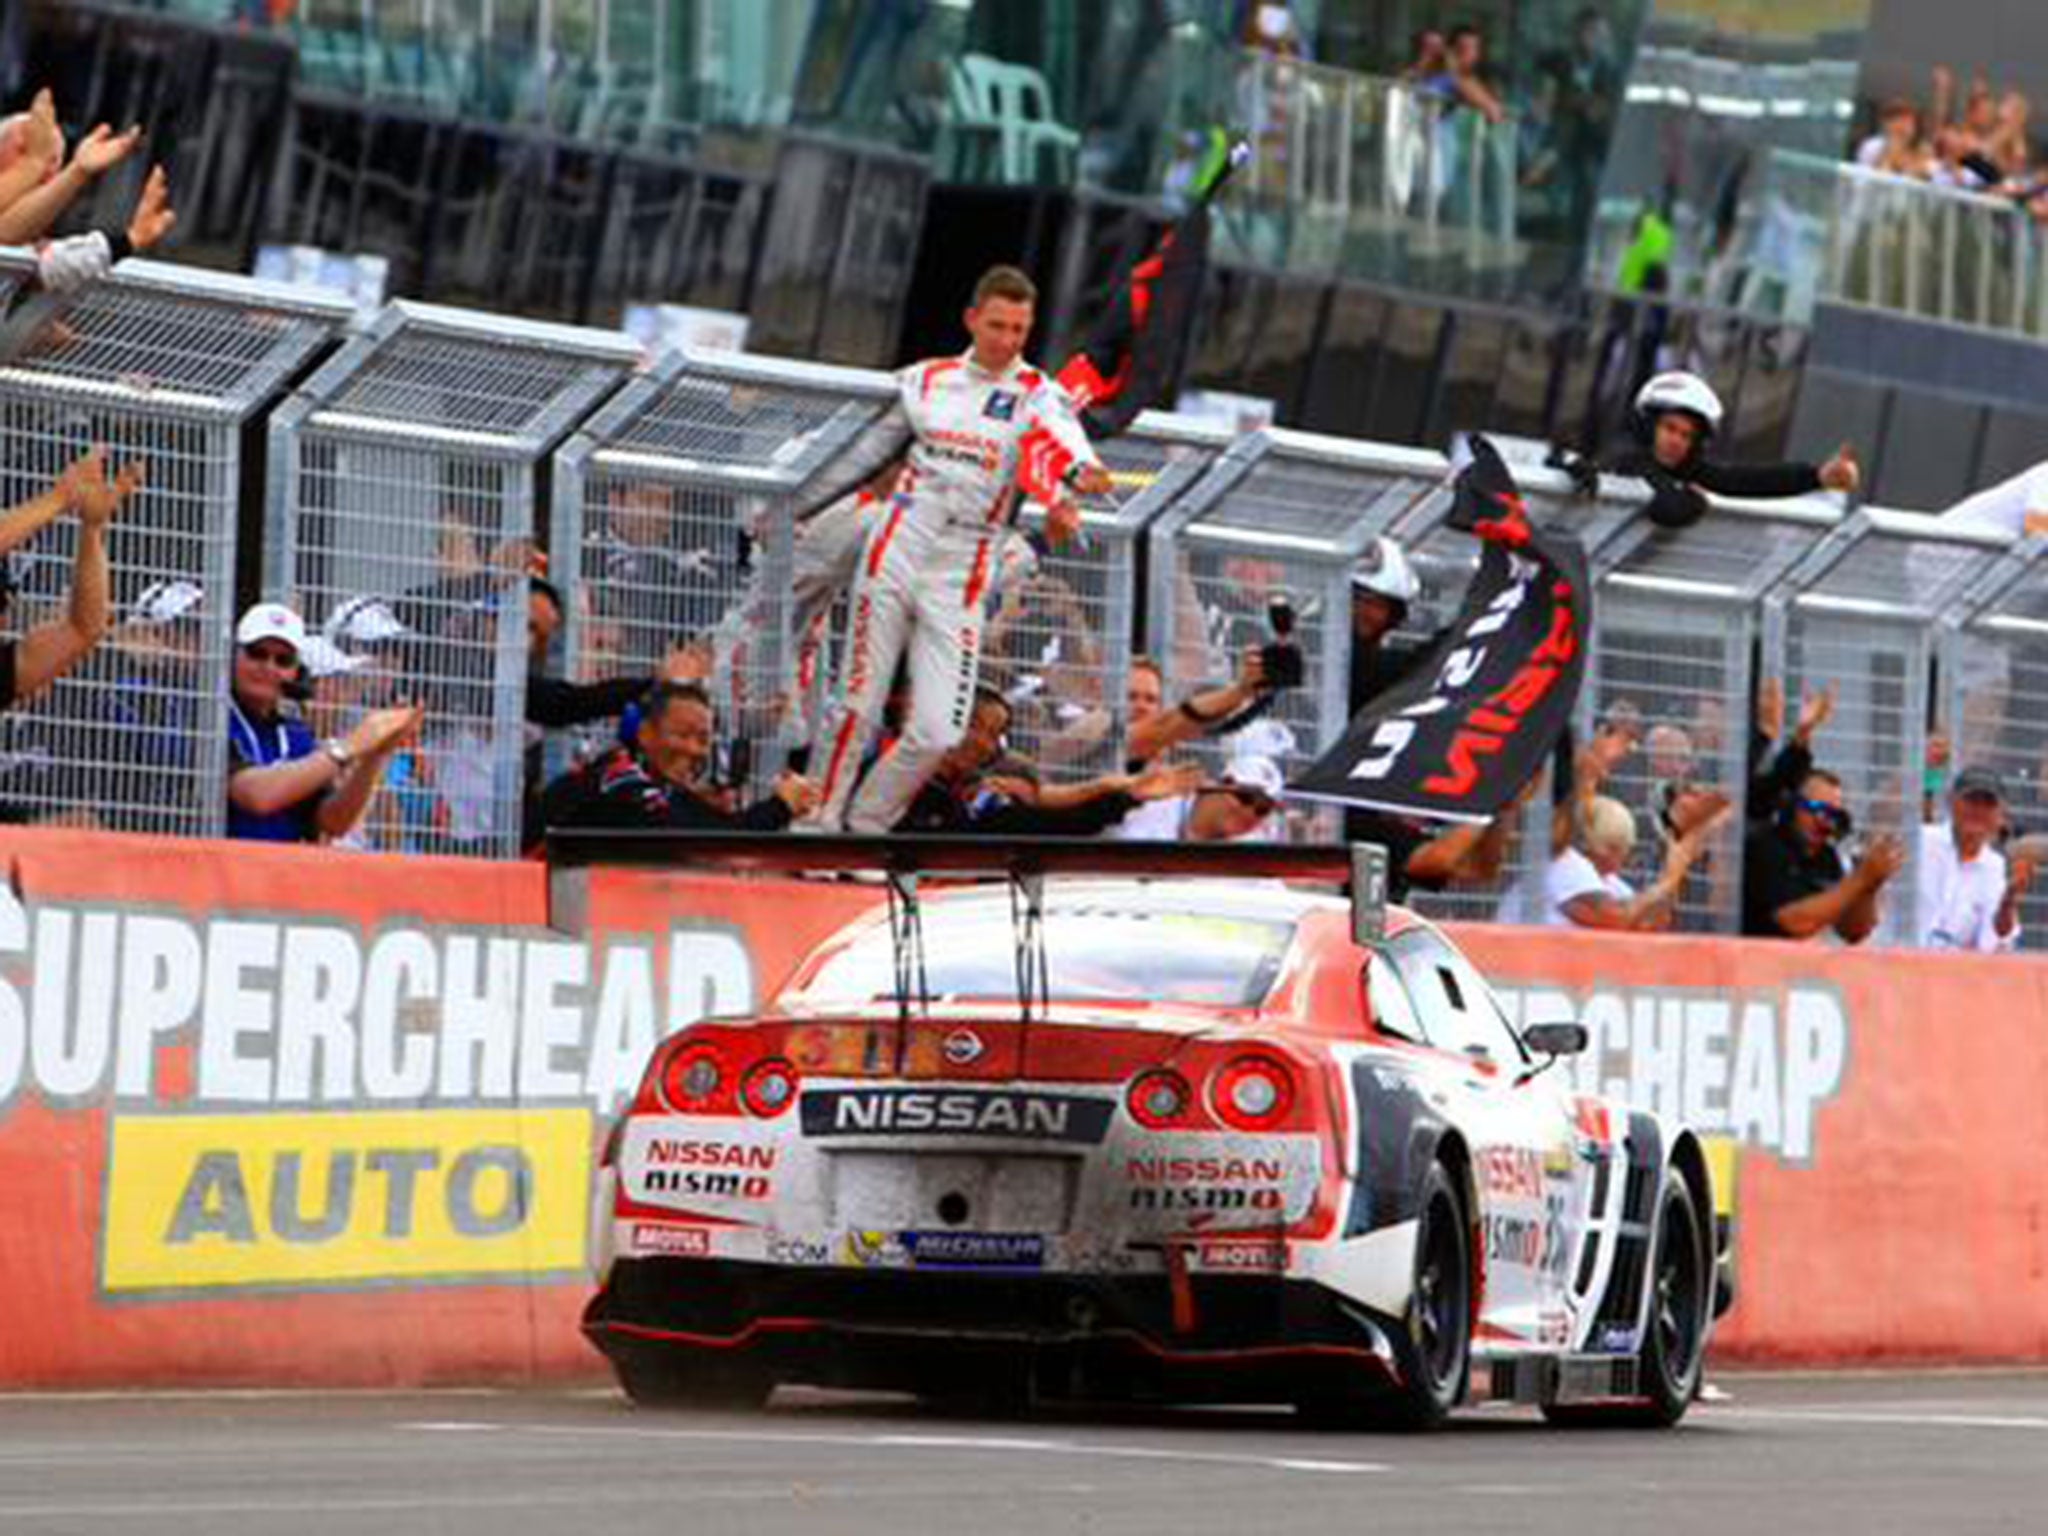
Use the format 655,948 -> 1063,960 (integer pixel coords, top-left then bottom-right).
71,122 -> 142,179
0,95 -> 145,245
1793,684 -> 1836,747
1756,675 -> 1784,743
1666,784 -> 1733,839
0,89 -> 66,218
1070,464 -> 1115,497
1045,497 -> 1083,548
772,771 -> 820,817
127,165 -> 176,252
663,639 -> 713,683
60,445 -> 144,526
5,448 -> 144,708
18,87 -> 64,180
1131,760 -> 1205,802
2003,854 -> 2036,918
1818,444 -> 1861,495
1857,832 -> 1909,890
345,703 -> 426,763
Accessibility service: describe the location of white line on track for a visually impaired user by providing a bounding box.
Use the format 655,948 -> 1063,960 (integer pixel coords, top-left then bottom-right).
1708,1407 -> 2048,1431
0,1480 -> 1111,1521
401,1420 -> 1387,1475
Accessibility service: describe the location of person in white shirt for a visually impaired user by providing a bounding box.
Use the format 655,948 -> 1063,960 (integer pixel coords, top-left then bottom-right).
1915,766 -> 2032,952
1546,793 -> 1708,930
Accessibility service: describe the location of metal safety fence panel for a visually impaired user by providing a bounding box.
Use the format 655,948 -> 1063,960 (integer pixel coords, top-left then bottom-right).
1940,541 -> 2048,952
1146,430 -> 1453,843
551,348 -> 903,798
0,258 -> 353,837
995,411 -> 1235,779
1766,509 -> 2012,946
1571,495 -> 1843,936
267,303 -> 641,858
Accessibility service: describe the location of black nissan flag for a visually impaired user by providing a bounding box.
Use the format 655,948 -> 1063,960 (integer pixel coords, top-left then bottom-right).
1290,437 -> 1593,825
1054,138 -> 1246,440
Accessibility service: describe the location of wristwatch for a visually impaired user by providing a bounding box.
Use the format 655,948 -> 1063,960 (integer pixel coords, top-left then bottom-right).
323,737 -> 353,770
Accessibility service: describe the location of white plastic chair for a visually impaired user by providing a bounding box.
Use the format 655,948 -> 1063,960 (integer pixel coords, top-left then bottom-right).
951,52 -> 1080,185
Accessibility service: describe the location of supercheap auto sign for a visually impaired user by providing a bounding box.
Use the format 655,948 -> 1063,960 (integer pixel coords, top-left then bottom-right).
0,832 -> 868,1322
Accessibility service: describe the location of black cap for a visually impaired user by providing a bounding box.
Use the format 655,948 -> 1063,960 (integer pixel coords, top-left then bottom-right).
1952,765 -> 2006,803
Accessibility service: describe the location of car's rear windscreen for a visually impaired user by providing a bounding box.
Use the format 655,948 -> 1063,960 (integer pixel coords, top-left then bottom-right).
793,901 -> 1296,1010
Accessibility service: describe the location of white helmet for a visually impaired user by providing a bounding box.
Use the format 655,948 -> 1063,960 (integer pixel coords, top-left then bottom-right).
1634,371 -> 1723,438
1349,536 -> 1421,609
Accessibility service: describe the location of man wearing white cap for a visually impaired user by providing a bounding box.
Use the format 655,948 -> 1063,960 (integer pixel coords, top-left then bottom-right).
227,601 -> 421,843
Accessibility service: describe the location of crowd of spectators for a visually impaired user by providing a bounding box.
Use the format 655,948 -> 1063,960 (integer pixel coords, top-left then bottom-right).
1,81 -> 2041,964
1853,67 -> 2048,216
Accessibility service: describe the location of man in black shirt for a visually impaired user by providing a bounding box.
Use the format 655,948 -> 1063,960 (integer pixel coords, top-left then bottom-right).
1741,767 -> 1903,942
897,688 -> 1196,837
545,681 -> 817,833
1597,372 -> 1860,530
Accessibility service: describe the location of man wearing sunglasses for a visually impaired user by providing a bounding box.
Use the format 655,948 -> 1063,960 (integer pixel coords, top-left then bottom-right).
1742,767 -> 1905,943
226,603 -> 422,843
1914,766 -> 2031,952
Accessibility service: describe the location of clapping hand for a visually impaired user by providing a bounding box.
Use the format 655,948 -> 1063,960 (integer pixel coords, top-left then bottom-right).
59,447 -> 144,527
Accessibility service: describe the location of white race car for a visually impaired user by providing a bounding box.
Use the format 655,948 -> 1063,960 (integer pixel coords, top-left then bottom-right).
576,839 -> 1731,1429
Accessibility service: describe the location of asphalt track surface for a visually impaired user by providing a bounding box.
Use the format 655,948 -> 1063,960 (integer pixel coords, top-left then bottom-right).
1,1372 -> 2043,1535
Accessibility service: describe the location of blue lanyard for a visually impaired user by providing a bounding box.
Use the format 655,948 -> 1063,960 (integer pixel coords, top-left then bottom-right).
228,700 -> 290,766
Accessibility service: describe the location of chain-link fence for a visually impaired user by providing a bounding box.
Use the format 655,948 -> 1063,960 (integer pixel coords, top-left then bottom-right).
551,347 -> 903,797
992,412 -> 1234,779
2,259 -> 2046,957
1146,430 -> 1456,842
0,259 -> 354,837
1767,509 -> 2012,946
1581,496 -> 1843,935
266,302 -> 641,857
1941,541 -> 2048,951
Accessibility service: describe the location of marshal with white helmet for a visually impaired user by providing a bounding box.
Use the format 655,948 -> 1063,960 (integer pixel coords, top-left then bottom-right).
1632,371 -> 1725,441
1347,533 -> 1421,616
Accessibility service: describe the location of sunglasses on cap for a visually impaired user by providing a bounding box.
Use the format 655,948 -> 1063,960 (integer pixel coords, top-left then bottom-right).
1795,797 -> 1853,837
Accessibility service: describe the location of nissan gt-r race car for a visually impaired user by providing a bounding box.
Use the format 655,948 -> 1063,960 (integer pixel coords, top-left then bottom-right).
575,837 -> 1730,1430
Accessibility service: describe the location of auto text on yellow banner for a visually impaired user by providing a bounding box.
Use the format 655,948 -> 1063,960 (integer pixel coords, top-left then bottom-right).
102,1108 -> 591,1292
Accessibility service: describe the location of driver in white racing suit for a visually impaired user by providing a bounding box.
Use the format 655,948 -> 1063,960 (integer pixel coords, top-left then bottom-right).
798,265 -> 1109,832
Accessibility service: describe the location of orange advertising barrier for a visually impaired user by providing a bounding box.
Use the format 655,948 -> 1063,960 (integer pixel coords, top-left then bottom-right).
0,825 -> 2044,1385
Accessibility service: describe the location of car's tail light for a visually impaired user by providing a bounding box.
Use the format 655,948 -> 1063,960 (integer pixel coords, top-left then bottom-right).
1211,1055 -> 1295,1131
740,1058 -> 799,1118
660,1042 -> 729,1114
1126,1069 -> 1193,1130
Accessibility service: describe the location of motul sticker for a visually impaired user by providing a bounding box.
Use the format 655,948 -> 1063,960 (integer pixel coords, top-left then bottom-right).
632,1224 -> 710,1257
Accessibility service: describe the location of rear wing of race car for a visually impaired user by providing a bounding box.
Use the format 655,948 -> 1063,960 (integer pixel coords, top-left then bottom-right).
545,832 -> 1393,1022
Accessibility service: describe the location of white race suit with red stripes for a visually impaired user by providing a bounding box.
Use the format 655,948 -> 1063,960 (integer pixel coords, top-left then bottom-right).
801,349 -> 1101,832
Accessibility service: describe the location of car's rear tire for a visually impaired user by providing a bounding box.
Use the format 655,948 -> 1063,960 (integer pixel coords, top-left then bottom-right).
1300,1160 -> 1470,1433
1543,1174 -> 1708,1429
614,1355 -> 772,1411
1383,1159 -> 1472,1431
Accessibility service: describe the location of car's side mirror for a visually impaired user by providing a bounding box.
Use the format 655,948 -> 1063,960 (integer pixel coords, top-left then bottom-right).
1521,1020 -> 1589,1058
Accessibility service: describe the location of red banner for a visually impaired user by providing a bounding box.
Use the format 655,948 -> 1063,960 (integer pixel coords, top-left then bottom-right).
0,826 -> 2042,1385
